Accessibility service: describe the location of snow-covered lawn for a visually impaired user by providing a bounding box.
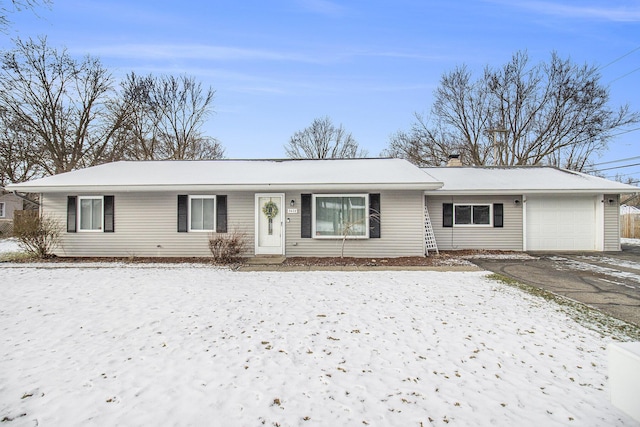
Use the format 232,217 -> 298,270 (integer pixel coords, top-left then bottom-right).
1,266 -> 637,426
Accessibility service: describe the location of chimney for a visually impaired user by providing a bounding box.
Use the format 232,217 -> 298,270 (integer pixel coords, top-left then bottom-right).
446,154 -> 462,167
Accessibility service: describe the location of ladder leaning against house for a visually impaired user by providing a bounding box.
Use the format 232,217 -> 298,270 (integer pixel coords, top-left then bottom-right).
424,203 -> 439,255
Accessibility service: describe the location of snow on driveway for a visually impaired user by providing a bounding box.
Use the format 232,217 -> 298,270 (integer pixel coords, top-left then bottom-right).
1,266 -> 636,426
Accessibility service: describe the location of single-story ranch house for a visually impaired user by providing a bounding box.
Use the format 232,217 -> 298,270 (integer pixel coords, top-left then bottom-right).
5,158 -> 639,258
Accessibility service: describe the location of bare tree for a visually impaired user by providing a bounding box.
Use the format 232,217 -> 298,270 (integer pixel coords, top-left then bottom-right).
0,37 -> 131,175
285,116 -> 367,159
117,73 -> 224,160
382,114 -> 463,167
0,109 -> 43,186
1,0 -> 51,32
385,51 -> 640,171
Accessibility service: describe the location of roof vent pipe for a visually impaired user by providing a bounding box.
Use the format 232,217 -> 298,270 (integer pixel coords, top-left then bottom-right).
446,154 -> 462,167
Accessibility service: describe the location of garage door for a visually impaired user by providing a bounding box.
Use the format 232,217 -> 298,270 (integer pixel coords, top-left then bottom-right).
526,196 -> 597,251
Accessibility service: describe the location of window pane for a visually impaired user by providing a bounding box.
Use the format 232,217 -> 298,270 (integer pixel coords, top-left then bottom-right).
92,199 -> 102,230
346,196 -> 366,236
315,196 -> 366,237
0,202 -> 4,217
473,205 -> 490,224
191,198 -> 203,230
80,199 -> 92,230
316,197 -> 340,236
203,198 -> 215,230
455,205 -> 471,224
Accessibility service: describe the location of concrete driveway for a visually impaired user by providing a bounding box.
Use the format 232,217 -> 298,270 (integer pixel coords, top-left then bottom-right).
471,243 -> 640,327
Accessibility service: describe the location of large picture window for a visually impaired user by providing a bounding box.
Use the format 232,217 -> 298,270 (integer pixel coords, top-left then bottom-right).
189,195 -> 216,231
454,204 -> 491,226
313,194 -> 368,238
79,196 -> 103,231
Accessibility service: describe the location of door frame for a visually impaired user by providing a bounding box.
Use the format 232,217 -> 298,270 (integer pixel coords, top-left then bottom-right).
254,193 -> 285,255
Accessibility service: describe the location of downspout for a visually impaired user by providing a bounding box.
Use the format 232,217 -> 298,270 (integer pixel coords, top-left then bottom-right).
0,186 -> 41,207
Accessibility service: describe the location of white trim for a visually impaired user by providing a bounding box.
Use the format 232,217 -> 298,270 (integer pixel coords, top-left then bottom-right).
188,195 -> 216,232
78,196 -> 104,232
255,193 -> 285,255
312,193 -> 370,239
522,195 -> 528,251
452,203 -> 493,227
595,194 -> 604,251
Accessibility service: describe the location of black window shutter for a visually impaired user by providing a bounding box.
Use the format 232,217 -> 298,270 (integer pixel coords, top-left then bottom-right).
216,195 -> 227,233
493,203 -> 504,228
369,193 -> 381,238
67,196 -> 77,233
301,193 -> 312,238
177,195 -> 188,232
103,195 -> 115,232
443,203 -> 453,228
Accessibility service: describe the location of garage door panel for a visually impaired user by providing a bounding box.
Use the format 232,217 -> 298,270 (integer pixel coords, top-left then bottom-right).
527,196 -> 596,251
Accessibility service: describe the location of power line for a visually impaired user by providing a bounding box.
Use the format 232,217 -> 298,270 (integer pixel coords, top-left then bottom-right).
609,66 -> 640,84
592,155 -> 640,167
594,162 -> 640,173
598,46 -> 640,71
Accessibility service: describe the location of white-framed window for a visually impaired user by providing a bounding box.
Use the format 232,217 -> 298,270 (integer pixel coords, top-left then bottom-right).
79,196 -> 103,231
313,194 -> 369,238
0,202 -> 4,218
454,204 -> 492,226
189,195 -> 216,232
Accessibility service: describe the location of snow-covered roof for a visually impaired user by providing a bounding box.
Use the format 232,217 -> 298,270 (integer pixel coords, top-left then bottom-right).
621,204 -> 640,215
6,158 -> 443,193
422,166 -> 640,195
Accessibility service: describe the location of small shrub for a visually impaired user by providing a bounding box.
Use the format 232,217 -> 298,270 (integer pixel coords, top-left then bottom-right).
13,211 -> 62,258
208,229 -> 247,263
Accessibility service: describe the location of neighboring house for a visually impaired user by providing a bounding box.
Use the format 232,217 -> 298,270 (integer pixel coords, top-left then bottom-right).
0,193 -> 24,235
422,166 -> 639,252
6,159 -> 639,257
5,159 -> 443,258
0,192 -> 24,220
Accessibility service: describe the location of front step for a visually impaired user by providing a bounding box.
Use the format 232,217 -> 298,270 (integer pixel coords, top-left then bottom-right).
246,256 -> 286,265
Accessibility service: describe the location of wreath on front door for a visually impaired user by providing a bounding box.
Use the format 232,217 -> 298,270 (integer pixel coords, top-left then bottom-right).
262,200 -> 279,219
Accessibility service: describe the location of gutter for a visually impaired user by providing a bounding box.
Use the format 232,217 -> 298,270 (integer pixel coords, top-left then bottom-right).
1,186 -> 40,207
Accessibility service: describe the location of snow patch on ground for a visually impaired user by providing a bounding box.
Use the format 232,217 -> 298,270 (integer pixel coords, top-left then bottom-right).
549,256 -> 640,288
1,267 -> 636,426
0,238 -> 22,254
463,253 -> 539,260
621,238 -> 640,246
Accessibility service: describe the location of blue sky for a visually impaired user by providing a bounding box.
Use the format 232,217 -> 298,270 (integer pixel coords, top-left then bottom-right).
3,0 -> 640,183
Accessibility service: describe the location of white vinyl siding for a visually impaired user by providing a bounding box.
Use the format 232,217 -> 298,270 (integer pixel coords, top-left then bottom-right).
41,190 -> 426,258
43,192 -> 254,257
79,196 -> 103,232
428,195 -> 523,251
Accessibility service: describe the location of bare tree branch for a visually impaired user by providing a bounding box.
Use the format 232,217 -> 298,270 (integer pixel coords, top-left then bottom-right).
285,116 -> 367,159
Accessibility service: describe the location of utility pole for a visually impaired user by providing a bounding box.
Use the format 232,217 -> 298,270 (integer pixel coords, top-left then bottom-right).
487,128 -> 508,166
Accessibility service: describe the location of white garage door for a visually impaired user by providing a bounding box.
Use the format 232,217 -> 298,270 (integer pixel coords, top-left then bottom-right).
526,196 -> 597,251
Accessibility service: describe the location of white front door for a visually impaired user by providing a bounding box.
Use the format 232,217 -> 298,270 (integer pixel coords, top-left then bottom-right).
255,194 -> 285,255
